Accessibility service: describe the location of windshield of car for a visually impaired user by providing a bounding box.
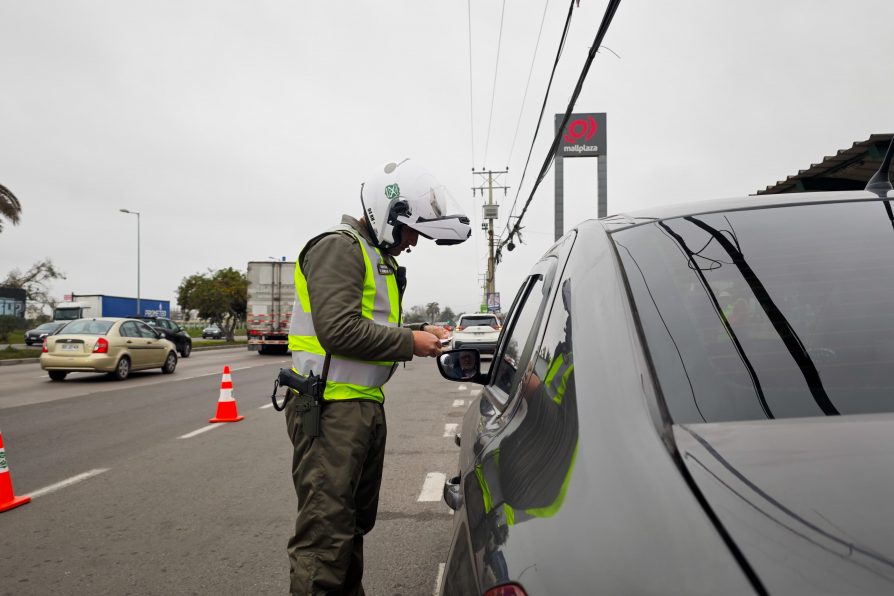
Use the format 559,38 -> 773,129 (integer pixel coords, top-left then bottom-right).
58,319 -> 115,335
36,323 -> 62,332
460,315 -> 498,328
614,200 -> 894,423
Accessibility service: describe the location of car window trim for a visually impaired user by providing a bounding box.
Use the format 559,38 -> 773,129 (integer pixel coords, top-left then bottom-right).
481,276 -> 539,411
483,256 -> 558,412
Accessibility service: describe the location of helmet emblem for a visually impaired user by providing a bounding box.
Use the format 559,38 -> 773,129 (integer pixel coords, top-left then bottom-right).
384,183 -> 401,199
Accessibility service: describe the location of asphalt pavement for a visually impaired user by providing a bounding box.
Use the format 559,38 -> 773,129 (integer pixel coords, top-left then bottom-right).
0,347 -> 469,595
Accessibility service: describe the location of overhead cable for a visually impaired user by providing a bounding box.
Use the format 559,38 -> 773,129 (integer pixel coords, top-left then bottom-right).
506,0 -> 552,167
499,0 -> 575,246
482,0 -> 507,167
498,0 -> 622,262
467,0 -> 476,167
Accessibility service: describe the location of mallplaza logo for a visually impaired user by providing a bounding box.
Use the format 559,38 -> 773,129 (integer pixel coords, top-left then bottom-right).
563,144 -> 599,153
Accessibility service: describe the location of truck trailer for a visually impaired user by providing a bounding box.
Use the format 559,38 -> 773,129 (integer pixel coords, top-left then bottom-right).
246,260 -> 295,354
53,294 -> 171,322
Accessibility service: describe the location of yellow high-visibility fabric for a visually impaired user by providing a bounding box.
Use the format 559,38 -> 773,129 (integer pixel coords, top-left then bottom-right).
289,225 -> 401,402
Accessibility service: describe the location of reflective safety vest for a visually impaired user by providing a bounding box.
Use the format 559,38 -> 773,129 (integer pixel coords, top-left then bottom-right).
544,351 -> 573,405
288,224 -> 402,403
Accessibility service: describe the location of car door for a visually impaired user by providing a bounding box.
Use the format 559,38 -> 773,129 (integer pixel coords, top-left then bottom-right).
157,319 -> 180,348
119,321 -> 149,367
135,321 -> 167,366
442,233 -> 577,595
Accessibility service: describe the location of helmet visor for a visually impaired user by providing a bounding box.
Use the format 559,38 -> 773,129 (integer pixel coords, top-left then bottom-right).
397,178 -> 471,244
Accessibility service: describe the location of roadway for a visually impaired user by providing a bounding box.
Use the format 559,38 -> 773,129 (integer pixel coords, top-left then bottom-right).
0,347 -> 474,594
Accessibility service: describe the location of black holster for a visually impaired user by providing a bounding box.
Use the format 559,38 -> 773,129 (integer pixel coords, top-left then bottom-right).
271,356 -> 330,439
286,389 -> 322,438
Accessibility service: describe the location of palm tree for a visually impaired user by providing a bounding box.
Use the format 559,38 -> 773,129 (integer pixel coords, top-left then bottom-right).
426,301 -> 440,322
0,183 -> 22,232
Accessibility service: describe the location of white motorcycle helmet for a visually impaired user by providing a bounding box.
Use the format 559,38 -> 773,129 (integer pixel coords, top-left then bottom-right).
360,159 -> 471,249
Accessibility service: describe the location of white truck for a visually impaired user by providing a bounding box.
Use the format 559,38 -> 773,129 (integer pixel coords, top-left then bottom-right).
246,260 -> 295,354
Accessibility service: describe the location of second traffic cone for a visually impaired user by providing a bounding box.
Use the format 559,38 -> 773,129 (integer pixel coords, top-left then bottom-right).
209,365 -> 244,423
0,429 -> 31,513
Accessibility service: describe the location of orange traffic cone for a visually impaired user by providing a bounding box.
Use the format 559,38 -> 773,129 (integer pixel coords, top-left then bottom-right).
209,365 -> 244,423
0,429 -> 31,513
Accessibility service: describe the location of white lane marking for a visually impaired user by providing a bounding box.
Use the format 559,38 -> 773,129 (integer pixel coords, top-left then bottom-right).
417,472 -> 446,502
443,423 -> 458,437
470,388 -> 481,396
259,403 -> 274,409
178,425 -> 223,439
452,399 -> 464,407
30,468 -> 109,499
434,563 -> 445,596
457,384 -> 467,391
231,363 -> 284,371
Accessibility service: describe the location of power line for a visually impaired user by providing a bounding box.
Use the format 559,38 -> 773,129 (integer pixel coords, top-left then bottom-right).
482,0 -> 507,167
499,0 -> 575,246
498,0 -> 623,262
467,0 -> 476,167
506,0 -> 551,166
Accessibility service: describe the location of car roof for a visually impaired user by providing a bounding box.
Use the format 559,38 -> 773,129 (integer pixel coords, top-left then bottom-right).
594,189 -> 894,233
64,317 -> 142,324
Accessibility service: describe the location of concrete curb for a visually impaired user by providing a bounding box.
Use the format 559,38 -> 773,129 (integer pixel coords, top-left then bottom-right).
0,344 -> 248,367
0,357 -> 40,367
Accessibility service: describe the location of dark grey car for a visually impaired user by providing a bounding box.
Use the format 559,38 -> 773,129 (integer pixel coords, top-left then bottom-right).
136,316 -> 192,358
437,189 -> 894,595
24,321 -> 66,345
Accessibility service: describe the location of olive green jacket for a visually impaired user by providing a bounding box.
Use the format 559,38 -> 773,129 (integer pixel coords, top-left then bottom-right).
299,215 -> 416,362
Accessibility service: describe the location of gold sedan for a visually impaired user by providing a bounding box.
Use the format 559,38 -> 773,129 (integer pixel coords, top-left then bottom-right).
40,318 -> 178,381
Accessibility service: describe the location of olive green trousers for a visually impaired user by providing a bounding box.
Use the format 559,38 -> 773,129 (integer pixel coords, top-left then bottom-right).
285,398 -> 387,596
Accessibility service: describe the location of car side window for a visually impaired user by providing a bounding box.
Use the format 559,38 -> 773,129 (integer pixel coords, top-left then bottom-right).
119,322 -> 137,337
492,275 -> 547,398
528,277 -> 576,411
136,322 -> 157,339
496,275 -> 579,514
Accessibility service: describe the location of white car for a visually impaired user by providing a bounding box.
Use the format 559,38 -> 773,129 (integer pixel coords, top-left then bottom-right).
450,313 -> 501,354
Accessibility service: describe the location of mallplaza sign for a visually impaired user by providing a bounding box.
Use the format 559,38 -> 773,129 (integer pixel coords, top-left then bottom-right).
557,113 -> 606,157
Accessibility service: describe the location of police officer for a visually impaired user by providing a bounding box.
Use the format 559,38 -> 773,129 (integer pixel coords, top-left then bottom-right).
285,159 -> 471,595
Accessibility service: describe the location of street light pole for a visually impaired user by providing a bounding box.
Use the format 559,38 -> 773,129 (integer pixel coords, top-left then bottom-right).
119,209 -> 141,316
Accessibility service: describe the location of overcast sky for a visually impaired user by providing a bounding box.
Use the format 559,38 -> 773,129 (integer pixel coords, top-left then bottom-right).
1,1 -> 892,317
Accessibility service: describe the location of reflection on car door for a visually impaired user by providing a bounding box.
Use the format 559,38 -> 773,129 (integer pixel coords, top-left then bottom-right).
443,231 -> 577,596
444,261 -> 557,594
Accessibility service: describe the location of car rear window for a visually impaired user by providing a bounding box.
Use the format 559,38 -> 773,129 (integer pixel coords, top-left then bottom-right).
58,320 -> 115,335
614,200 -> 894,423
460,315 -> 498,327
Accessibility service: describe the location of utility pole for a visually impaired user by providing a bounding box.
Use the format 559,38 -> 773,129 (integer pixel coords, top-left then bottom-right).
471,169 -> 509,312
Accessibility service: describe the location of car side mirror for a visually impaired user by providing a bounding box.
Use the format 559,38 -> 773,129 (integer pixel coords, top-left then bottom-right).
437,349 -> 485,384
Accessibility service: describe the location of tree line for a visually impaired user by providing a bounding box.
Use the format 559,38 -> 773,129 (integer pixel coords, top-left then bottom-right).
1,187 -> 456,339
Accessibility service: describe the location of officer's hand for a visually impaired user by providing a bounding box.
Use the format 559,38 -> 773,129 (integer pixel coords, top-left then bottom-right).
412,330 -> 442,358
423,325 -> 450,340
